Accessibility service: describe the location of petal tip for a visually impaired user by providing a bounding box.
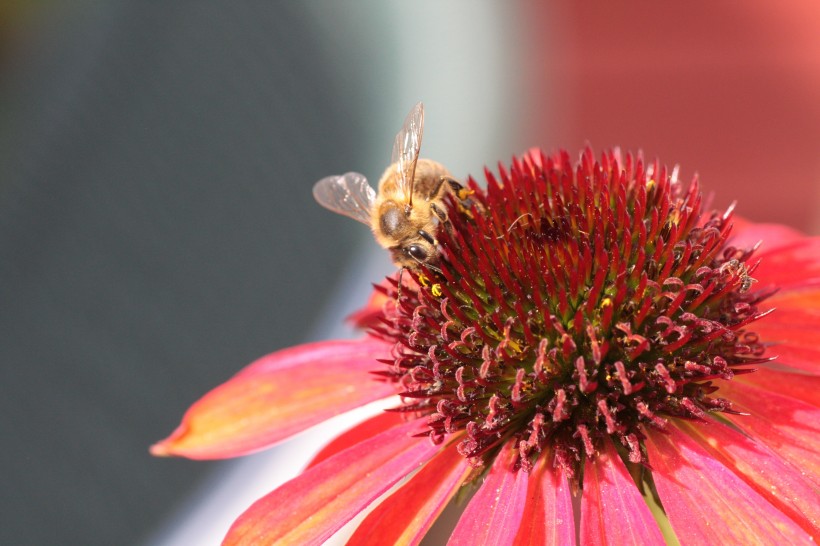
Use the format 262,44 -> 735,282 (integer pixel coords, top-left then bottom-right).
149,423 -> 190,457
149,441 -> 172,457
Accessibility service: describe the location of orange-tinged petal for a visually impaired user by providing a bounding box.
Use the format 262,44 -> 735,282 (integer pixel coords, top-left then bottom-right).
346,441 -> 471,546
580,439 -> 665,545
646,423 -> 813,544
223,418 -> 440,546
512,454 -> 575,546
448,440 -> 529,546
680,419 -> 820,538
151,338 -> 396,459
720,379 -> 820,484
305,411 -> 403,469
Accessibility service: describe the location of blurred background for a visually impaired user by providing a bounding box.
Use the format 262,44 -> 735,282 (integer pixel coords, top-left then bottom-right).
1,2 -> 818,545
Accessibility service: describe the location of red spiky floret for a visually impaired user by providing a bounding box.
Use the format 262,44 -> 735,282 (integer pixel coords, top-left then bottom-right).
369,147 -> 772,477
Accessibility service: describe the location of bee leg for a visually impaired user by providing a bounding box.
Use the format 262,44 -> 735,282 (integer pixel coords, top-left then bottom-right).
439,176 -> 482,217
430,202 -> 457,236
430,202 -> 448,225
432,176 -> 467,200
440,176 -> 474,200
438,176 -> 461,191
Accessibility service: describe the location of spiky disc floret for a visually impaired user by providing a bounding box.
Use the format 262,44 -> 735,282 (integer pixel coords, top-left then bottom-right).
370,148 -> 773,477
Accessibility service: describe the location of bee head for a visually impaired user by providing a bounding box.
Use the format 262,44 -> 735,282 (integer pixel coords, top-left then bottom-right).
390,229 -> 438,269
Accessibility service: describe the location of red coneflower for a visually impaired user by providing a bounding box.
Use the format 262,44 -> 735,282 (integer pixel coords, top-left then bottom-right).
153,147 -> 820,545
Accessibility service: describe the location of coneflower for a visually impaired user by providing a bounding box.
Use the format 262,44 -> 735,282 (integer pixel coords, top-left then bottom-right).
153,147 -> 820,545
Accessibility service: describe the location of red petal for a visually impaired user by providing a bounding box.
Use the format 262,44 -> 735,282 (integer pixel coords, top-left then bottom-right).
222,418 -> 440,546
759,342 -> 820,375
752,237 -> 820,290
772,347 -> 820,375
680,418 -> 820,537
729,218 -> 806,253
346,287 -> 391,329
151,338 -> 396,459
305,411 -> 404,469
448,440 -> 529,546
734,368 -> 820,407
580,440 -> 665,545
719,379 -> 820,484
512,454 -> 575,546
645,424 -> 813,544
347,274 -> 418,329
766,286 -> 820,314
346,442 -> 471,546
755,289 -> 820,375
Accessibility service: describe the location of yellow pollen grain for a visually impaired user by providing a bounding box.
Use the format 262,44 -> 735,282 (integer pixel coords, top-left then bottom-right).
418,273 -> 430,287
504,339 -> 523,354
668,209 -> 682,226
601,297 -> 612,307
431,284 -> 442,297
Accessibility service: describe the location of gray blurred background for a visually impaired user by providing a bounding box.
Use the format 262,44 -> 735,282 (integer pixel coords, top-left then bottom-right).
0,3 -> 528,545
2,2 -> 819,545
0,4 -> 365,545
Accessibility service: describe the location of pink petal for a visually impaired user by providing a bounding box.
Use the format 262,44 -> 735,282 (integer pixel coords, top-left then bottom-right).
719,378 -> 820,485
223,418 -> 440,546
305,411 -> 404,469
346,442 -> 471,546
512,455 -> 575,546
580,439 -> 665,545
151,338 -> 396,459
680,418 -> 820,537
448,440 -> 529,546
645,424 -> 813,544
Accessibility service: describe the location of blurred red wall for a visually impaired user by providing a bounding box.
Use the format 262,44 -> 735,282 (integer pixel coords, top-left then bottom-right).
531,2 -> 820,234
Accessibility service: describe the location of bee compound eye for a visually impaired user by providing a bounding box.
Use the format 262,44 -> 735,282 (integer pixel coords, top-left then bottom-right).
407,245 -> 427,261
380,207 -> 401,237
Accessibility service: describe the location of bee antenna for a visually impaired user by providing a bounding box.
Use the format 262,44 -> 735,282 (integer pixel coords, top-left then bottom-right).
397,267 -> 405,301
423,262 -> 443,275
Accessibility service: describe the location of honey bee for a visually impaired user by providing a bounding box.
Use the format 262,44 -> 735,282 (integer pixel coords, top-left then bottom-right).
313,102 -> 472,272
719,259 -> 757,293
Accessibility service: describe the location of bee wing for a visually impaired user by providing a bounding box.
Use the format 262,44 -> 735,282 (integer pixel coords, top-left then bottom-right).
312,172 -> 376,226
391,102 -> 424,201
